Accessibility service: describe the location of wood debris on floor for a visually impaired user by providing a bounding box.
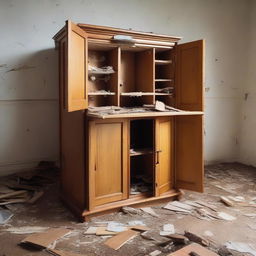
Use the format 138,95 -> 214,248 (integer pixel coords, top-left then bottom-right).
1,163 -> 256,255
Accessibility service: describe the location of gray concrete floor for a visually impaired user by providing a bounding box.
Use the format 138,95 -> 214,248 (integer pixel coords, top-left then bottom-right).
0,163 -> 256,256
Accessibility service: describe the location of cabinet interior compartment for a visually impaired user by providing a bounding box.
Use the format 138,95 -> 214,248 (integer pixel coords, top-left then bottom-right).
120,49 -> 154,107
154,48 -> 175,107
130,119 -> 154,197
88,45 -> 119,107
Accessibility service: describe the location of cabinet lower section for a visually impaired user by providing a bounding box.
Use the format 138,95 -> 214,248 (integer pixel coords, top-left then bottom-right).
60,114 -> 203,221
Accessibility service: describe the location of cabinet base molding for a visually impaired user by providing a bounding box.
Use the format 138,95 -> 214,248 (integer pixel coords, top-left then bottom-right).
82,190 -> 180,221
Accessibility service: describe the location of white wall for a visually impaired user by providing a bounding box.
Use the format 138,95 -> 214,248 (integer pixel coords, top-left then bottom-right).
0,0 -> 253,175
238,0 -> 256,166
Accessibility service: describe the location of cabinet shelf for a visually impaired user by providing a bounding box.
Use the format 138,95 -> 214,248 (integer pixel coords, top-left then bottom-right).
155,93 -> 173,96
155,79 -> 173,82
130,148 -> 153,156
121,92 -> 155,96
155,60 -> 172,65
88,92 -> 115,96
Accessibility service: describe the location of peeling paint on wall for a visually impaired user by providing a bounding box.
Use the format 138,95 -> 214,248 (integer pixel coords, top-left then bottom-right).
6,65 -> 36,72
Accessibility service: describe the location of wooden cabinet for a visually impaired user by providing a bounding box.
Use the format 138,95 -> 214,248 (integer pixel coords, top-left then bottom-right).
54,20 -> 204,221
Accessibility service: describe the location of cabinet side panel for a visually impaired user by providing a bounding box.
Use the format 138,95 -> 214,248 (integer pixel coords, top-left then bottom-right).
59,38 -> 85,210
175,115 -> 204,192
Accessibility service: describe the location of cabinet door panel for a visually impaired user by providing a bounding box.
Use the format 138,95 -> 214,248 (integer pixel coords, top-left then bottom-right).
175,115 -> 204,192
66,20 -> 88,112
89,120 -> 128,208
176,40 -> 204,111
155,117 -> 173,196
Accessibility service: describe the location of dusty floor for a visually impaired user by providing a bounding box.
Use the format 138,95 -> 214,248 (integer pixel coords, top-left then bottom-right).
0,163 -> 256,256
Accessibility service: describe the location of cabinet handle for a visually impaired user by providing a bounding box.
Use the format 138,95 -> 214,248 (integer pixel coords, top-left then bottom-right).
156,150 -> 162,165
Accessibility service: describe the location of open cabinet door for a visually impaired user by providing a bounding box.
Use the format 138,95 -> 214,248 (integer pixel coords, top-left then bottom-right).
175,115 -> 204,192
155,117 -> 174,196
66,20 -> 88,112
176,40 -> 204,111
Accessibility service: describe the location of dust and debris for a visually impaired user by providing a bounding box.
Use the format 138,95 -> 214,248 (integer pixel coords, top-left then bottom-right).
6,64 -> 36,72
0,64 -> 7,68
205,87 -> 210,92
244,93 -> 249,101
0,163 -> 256,256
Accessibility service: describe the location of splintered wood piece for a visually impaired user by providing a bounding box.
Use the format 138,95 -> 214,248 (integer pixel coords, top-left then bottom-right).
21,228 -> 71,249
96,227 -> 117,236
104,230 -> 139,250
47,249 -> 89,256
220,196 -> 234,207
168,243 -> 218,256
129,225 -> 150,232
184,231 -> 209,247
165,234 -> 189,244
0,190 -> 28,200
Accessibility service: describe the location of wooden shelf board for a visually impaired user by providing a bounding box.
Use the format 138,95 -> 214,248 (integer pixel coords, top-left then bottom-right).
155,93 -> 173,96
155,60 -> 172,65
121,92 -> 155,96
88,110 -> 204,119
88,92 -> 115,96
130,148 -> 153,156
155,79 -> 173,82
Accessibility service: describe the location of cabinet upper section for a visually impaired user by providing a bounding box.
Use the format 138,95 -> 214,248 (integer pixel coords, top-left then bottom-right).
54,20 -> 204,115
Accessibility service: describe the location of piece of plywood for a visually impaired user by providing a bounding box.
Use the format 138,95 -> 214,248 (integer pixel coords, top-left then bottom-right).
104,230 -> 139,250
168,243 -> 218,256
21,228 -> 70,249
96,227 -> 117,236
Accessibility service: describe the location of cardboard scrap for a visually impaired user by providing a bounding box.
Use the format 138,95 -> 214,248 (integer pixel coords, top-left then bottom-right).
104,229 -> 139,250
168,243 -> 218,256
20,228 -> 71,249
149,250 -> 162,256
225,241 -> 256,256
107,222 -> 127,232
160,224 -> 175,236
217,212 -> 236,221
84,226 -> 97,235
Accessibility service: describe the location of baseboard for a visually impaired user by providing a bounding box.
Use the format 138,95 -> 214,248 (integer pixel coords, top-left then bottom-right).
0,157 -> 59,177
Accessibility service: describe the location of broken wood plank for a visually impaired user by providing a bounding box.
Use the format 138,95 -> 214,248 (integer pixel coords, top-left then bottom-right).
129,225 -> 150,232
140,207 -> 159,217
104,230 -> 139,250
164,234 -> 189,245
47,248 -> 89,256
184,231 -> 210,247
0,190 -> 28,200
21,228 -> 71,249
168,243 -> 218,256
